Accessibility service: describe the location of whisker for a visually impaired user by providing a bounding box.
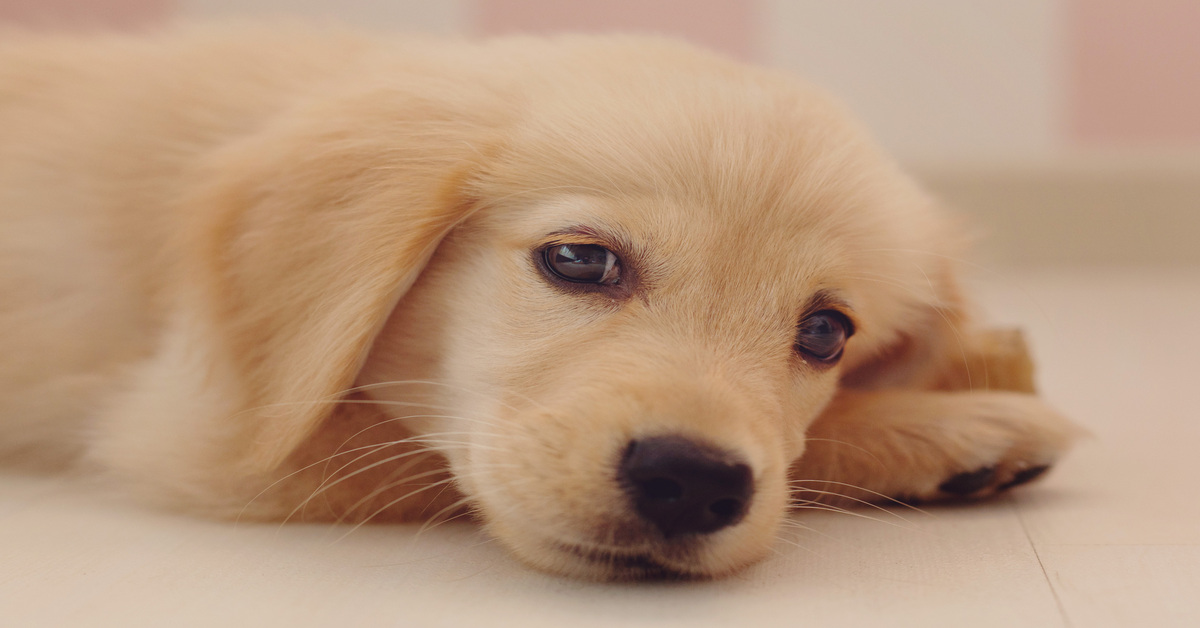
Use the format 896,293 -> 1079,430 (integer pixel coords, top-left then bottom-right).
777,517 -> 835,540
238,439 -> 402,523
332,477 -> 461,543
788,479 -> 932,515
772,534 -> 821,557
317,429 -> 487,490
322,425 -> 504,482
800,438 -> 886,468
791,503 -> 920,532
788,487 -> 918,525
415,496 -> 477,538
284,443 -> 469,526
331,454 -> 442,525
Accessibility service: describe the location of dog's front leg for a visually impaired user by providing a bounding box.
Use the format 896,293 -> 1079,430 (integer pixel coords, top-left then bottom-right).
790,329 -> 1083,506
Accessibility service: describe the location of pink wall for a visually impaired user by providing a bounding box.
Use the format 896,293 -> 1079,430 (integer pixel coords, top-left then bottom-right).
1069,0 -> 1200,146
0,0 -> 166,29
1,0 -> 1199,153
473,0 -> 759,60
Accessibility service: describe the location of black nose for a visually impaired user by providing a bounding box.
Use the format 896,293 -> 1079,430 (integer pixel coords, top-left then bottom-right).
619,436 -> 754,538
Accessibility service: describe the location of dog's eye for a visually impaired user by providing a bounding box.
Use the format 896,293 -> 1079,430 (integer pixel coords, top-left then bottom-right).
795,310 -> 854,363
543,244 -> 621,285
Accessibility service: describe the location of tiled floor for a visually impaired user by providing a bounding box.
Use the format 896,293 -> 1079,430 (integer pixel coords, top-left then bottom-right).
3,267 -> 1197,627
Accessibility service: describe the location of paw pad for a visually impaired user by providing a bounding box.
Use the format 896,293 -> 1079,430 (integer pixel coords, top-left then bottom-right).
997,465 -> 1050,491
938,466 -> 996,495
936,464 -> 1054,498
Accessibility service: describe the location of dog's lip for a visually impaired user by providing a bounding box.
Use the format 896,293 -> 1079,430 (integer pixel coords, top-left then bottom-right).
553,542 -> 701,580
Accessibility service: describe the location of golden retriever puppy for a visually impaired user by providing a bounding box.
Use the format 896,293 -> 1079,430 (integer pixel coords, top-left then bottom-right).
0,25 -> 1079,580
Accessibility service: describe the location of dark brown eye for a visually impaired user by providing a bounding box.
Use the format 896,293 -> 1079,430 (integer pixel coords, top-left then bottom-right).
543,244 -> 621,285
795,310 -> 854,363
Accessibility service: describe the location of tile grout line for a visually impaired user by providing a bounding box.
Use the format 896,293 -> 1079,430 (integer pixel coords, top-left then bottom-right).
1012,498 -> 1073,628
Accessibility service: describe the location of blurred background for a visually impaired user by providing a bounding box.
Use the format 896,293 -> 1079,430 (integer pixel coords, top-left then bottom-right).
2,0 -> 1197,267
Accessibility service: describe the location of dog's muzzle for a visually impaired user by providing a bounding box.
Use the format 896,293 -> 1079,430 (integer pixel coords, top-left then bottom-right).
619,436 -> 754,538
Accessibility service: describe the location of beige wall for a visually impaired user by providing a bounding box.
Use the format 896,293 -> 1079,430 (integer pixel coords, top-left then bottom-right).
175,0 -> 465,34
765,1 -> 1062,166
918,160 -> 1200,267
2,0 -> 1197,266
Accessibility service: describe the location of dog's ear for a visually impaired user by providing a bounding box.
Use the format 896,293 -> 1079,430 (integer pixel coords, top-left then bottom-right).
839,252 -> 1036,395
839,259 -> 972,392
189,90 -> 502,473
90,86 -> 505,499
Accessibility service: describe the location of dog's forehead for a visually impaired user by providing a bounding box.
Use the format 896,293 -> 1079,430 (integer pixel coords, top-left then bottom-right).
482,67 -> 897,258
472,61 -> 945,343
484,100 -> 894,297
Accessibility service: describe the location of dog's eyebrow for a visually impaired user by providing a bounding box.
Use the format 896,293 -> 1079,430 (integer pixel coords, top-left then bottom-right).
801,290 -> 853,316
544,224 -> 617,243
541,225 -> 637,257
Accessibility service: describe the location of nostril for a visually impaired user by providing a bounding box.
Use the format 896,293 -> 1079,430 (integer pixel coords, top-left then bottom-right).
619,436 -> 755,538
639,477 -> 684,501
708,497 -> 742,519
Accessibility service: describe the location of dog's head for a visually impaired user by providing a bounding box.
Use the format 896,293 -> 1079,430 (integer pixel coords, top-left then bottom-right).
100,38 -> 965,580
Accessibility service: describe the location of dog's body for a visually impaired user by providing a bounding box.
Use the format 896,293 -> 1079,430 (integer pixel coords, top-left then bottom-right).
0,26 -> 1078,579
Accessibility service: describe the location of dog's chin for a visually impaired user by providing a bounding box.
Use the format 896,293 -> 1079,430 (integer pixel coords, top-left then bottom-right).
487,522 -> 774,581
546,542 -> 712,581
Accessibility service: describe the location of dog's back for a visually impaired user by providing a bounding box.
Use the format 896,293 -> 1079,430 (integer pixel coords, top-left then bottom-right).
0,27 -> 375,466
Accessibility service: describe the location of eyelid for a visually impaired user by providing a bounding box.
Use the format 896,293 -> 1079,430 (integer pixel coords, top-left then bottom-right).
539,227 -> 624,252
800,291 -> 857,334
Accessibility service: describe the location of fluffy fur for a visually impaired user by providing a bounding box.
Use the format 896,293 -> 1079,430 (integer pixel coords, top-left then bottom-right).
0,25 -> 1079,580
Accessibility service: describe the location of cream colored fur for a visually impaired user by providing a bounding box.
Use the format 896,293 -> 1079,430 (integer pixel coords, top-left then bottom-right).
0,25 -> 1079,580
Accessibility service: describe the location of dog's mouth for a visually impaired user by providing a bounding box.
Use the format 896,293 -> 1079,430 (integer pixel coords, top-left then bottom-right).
464,431 -> 784,580
553,542 -> 701,581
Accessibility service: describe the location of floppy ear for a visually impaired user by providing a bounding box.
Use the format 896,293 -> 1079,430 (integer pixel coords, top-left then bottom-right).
91,85 -> 503,504
839,252 -> 1036,395
199,89 -> 509,470
839,262 -> 973,391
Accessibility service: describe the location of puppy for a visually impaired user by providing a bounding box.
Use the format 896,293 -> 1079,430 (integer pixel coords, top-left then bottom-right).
0,26 -> 1079,580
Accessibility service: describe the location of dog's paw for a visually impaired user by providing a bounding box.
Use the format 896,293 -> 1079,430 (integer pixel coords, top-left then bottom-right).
888,392 -> 1084,505
947,463 -> 1051,493
897,465 -> 1050,506
791,389 -> 1084,509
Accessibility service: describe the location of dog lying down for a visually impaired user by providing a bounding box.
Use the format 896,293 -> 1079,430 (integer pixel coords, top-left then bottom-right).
0,26 -> 1080,580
